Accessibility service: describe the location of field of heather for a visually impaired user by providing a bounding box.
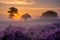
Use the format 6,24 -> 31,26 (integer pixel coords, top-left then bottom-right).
0,19 -> 60,40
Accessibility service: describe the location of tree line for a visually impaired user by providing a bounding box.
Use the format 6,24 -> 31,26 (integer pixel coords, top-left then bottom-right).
8,7 -> 58,21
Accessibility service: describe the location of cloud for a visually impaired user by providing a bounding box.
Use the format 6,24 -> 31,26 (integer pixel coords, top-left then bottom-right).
0,0 -> 34,5
33,0 -> 60,8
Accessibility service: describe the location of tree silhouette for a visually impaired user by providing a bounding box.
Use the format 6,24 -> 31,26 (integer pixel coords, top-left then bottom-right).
41,11 -> 58,18
21,13 -> 31,21
8,7 -> 18,19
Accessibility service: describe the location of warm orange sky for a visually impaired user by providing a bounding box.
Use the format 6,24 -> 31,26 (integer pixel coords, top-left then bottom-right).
0,0 -> 60,21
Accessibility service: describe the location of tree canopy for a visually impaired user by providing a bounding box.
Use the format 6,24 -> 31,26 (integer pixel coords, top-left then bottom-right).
21,13 -> 31,21
8,7 -> 18,19
41,11 -> 58,18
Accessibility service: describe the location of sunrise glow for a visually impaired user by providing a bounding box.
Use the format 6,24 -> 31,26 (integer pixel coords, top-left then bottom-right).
0,0 -> 59,21
0,1 -> 34,5
12,14 -> 20,20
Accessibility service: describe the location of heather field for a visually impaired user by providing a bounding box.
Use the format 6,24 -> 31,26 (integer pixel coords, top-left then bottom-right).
0,19 -> 60,40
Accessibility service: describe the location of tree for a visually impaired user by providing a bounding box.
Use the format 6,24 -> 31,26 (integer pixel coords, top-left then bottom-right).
8,7 -> 18,29
40,11 -> 59,21
41,11 -> 58,18
21,13 -> 31,21
8,7 -> 18,19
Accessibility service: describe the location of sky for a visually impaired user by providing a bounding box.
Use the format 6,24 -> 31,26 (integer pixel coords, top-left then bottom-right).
0,0 -> 60,21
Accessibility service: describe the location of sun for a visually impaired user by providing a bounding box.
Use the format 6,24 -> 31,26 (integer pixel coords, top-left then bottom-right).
13,14 -> 20,20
